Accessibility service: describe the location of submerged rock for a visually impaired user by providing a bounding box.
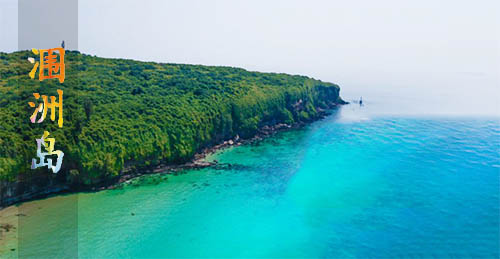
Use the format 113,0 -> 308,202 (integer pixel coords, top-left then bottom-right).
0,223 -> 15,232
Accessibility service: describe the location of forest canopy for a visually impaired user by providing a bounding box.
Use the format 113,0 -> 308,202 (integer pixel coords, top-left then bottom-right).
0,51 -> 343,185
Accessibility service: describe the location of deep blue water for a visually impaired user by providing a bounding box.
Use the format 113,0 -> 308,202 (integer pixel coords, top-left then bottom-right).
3,104 -> 500,258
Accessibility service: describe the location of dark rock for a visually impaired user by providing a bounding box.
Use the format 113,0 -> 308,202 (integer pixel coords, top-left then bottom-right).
0,223 -> 15,232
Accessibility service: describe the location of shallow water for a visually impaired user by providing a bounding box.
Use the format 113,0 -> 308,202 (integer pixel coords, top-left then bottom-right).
1,104 -> 499,258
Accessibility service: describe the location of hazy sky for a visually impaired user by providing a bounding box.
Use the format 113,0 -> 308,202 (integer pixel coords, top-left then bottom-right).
1,0 -> 499,116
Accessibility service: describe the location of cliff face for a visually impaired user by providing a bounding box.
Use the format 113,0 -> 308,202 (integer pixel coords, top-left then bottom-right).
0,51 -> 345,206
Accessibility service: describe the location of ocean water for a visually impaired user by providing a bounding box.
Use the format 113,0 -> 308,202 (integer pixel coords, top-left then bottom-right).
2,104 -> 499,258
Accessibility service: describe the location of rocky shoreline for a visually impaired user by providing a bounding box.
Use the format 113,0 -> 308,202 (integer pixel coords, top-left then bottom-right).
0,104 -> 344,209
111,122 -> 296,189
113,111 -> 337,187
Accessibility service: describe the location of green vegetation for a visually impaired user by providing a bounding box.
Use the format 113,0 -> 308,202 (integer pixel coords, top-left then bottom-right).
0,51 -> 344,185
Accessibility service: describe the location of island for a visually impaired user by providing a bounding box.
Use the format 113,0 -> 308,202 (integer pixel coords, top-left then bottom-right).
0,50 -> 346,207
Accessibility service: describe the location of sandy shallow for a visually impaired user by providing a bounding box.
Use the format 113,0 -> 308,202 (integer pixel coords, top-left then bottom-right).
0,204 -> 19,257
0,194 -> 78,258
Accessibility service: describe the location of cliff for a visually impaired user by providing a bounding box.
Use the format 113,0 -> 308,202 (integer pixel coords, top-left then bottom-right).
0,51 -> 346,206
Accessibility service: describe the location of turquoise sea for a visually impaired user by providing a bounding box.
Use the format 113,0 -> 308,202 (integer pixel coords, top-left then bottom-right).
4,102 -> 500,258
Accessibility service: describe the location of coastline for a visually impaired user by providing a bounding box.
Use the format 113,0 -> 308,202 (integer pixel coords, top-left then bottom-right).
0,107 -> 340,256
0,104 -> 345,209
112,121 -> 298,189
72,105 -> 342,190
